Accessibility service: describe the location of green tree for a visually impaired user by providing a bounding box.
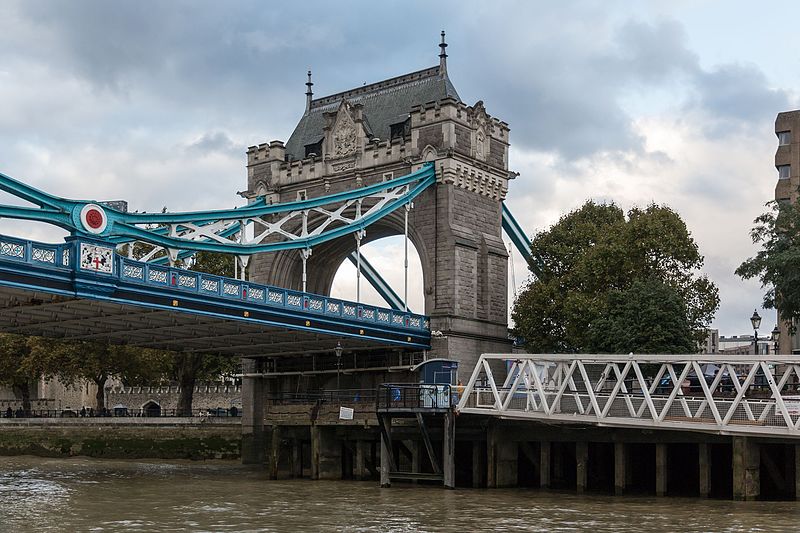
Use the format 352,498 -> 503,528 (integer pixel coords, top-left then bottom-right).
736,200 -> 800,332
46,340 -> 170,410
172,251 -> 237,415
0,334 -> 55,411
512,201 -> 719,353
587,279 -> 696,354
120,229 -> 239,415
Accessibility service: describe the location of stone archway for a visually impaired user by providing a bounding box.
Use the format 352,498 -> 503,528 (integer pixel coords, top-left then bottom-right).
330,234 -> 426,313
141,400 -> 161,417
252,207 -> 435,313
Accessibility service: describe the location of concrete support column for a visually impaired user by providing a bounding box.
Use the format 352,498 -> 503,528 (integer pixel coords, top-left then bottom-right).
576,441 -> 588,493
354,440 -> 367,481
269,425 -> 281,480
698,443 -> 710,498
380,417 -> 392,488
472,441 -> 484,488
733,436 -> 760,501
655,443 -> 667,497
241,359 -> 265,465
291,439 -> 302,478
310,426 -> 341,480
614,442 -> 626,496
487,422 -> 517,488
443,410 -> 456,489
540,441 -> 551,489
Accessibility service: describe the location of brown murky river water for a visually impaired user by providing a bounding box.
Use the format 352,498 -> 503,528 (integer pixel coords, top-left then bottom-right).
0,456 -> 798,532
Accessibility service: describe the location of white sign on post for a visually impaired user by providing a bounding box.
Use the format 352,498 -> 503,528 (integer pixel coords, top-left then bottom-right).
339,406 -> 354,420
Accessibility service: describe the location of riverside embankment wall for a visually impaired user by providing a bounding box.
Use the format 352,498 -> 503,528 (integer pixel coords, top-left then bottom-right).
0,419 -> 241,460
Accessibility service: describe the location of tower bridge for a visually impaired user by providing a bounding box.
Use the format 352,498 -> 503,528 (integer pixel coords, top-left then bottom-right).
1,34 -> 797,500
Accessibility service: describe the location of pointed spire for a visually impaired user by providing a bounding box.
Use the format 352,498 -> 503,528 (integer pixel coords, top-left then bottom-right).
439,30 -> 448,76
305,70 -> 314,114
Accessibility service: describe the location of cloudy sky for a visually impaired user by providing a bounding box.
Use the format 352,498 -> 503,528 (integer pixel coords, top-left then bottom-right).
0,1 -> 796,336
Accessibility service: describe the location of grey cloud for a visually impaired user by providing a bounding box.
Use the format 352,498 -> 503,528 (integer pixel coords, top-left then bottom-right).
612,20 -> 698,84
691,63 -> 790,128
2,2 -> 789,163
681,173 -> 738,204
184,131 -> 237,155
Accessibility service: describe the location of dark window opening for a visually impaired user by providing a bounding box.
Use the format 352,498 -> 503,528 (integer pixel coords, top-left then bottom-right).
305,139 -> 323,158
390,119 -> 410,140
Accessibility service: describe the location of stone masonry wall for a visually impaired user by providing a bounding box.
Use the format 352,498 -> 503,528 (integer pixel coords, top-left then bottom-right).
0,420 -> 241,460
107,384 -> 242,413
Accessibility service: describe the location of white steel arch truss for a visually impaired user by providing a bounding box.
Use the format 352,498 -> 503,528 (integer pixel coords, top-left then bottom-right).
117,173 -> 426,275
457,354 -> 800,438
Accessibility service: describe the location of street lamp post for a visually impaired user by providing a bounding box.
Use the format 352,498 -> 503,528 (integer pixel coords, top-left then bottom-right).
772,325 -> 781,355
750,309 -> 762,355
335,341 -> 343,390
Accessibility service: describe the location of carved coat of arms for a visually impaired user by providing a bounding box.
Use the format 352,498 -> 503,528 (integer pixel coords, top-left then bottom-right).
332,102 -> 358,157
80,243 -> 114,274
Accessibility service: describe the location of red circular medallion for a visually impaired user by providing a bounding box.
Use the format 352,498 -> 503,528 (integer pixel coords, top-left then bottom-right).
85,209 -> 104,229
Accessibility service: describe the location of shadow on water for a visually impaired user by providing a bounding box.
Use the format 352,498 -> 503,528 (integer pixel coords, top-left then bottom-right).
0,456 -> 799,532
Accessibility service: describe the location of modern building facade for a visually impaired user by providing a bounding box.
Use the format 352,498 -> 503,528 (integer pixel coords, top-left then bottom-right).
773,111 -> 800,354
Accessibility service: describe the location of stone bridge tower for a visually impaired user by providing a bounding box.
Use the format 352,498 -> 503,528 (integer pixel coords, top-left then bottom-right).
243,35 -> 513,373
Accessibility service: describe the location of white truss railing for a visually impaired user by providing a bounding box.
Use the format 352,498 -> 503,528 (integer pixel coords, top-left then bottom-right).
457,354 -> 800,438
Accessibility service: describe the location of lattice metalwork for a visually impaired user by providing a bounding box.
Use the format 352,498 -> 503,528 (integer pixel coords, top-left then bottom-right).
0,164 -> 435,261
457,354 -> 800,438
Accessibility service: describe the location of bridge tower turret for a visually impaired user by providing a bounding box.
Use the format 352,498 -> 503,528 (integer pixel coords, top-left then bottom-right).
243,35 -> 514,373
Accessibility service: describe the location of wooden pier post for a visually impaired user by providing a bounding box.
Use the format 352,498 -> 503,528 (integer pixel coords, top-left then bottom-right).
379,416 -> 393,488
614,442 -> 626,496
576,441 -> 588,493
733,436 -> 760,501
310,425 -> 320,480
540,441 -> 551,489
655,443 -> 667,497
269,425 -> 281,480
796,444 -> 800,501
443,410 -> 456,489
698,443 -> 710,498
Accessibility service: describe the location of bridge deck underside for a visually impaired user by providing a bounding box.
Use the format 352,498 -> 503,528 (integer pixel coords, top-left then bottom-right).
0,287 -> 393,357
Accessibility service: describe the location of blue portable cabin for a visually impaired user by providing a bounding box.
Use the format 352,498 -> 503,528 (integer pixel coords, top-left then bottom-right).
412,358 -> 459,385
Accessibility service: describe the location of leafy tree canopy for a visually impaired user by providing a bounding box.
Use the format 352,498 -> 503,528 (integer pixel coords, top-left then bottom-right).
588,278 -> 696,354
736,200 -> 800,332
0,334 -> 60,410
512,201 -> 719,353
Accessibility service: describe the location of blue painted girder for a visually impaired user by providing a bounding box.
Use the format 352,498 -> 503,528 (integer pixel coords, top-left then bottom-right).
0,234 -> 431,351
0,164 -> 436,256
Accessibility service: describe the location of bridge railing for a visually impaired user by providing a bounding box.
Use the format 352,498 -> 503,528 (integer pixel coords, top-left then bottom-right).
457,354 -> 800,437
377,384 -> 453,411
117,255 -> 429,332
266,389 -> 378,406
0,234 -> 71,268
0,231 -> 430,337
1,407 -> 242,419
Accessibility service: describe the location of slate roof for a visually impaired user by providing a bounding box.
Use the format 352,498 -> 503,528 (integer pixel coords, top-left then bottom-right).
284,65 -> 460,161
